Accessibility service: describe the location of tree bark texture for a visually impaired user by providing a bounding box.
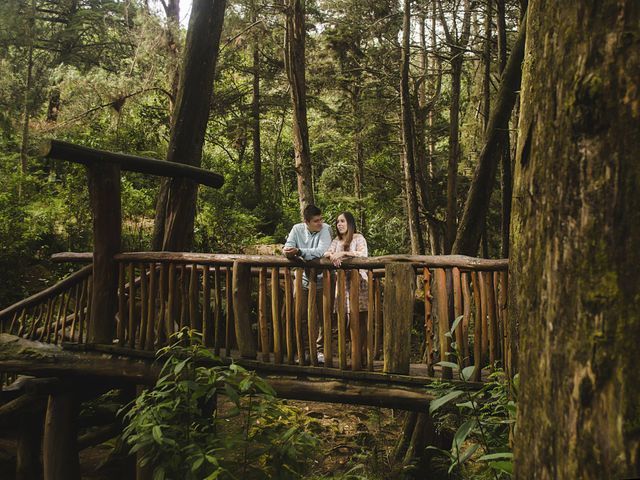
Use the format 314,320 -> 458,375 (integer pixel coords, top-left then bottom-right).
511,2 -> 640,478
154,0 -> 227,251
285,0 -> 314,216
452,16 -> 526,255
401,0 -> 425,254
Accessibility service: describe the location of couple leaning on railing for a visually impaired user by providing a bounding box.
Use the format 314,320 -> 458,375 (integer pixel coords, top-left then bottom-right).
282,205 -> 369,365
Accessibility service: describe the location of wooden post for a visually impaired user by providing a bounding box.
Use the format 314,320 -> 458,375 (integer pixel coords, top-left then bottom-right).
349,270 -> 361,370
485,272 -> 498,370
323,270 -> 333,368
461,272 -> 472,366
258,267 -> 270,362
383,263 -> 415,375
145,262 -> 156,350
452,267 -> 463,357
128,263 -> 136,348
337,270 -> 347,369
87,163 -> 121,344
471,271 -> 483,381
284,268 -> 294,364
225,267 -> 233,356
139,263 -> 148,350
294,269 -> 305,365
202,265 -> 212,347
423,267 -> 434,376
213,266 -> 222,354
435,268 -> 452,379
43,392 -> 80,480
189,263 -> 200,331
478,271 -> 489,366
271,267 -> 282,364
308,269 -> 318,366
167,262 -> 177,337
232,261 -> 256,358
374,279 -> 382,360
16,412 -> 43,480
367,270 -> 374,371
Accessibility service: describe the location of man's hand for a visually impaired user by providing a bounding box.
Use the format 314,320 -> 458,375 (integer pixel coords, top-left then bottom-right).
283,246 -> 300,258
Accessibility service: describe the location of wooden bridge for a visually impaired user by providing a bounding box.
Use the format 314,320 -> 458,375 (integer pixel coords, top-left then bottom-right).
0,141 -> 512,479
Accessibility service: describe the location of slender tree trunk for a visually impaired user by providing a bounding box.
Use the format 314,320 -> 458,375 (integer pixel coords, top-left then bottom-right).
153,0 -> 227,251
496,0 -> 512,258
352,88 -> 365,231
400,0 -> 425,254
284,0 -> 314,216
19,1 -> 35,175
482,0 -> 491,132
251,1 -> 262,204
451,16 -> 526,256
512,3 -> 640,478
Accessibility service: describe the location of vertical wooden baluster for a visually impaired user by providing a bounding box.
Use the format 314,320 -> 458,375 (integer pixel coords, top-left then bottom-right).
499,270 -> 510,377
424,268 -> 434,375
54,291 -> 68,345
461,272 -> 472,367
78,280 -> 87,343
189,263 -> 199,331
453,267 -> 464,362
272,267 -> 282,364
214,266 -> 223,355
8,311 -> 17,334
258,267 -> 270,362
17,308 -> 27,337
139,263 -> 149,350
322,270 -> 332,368
294,269 -> 305,365
178,265 -> 187,329
33,303 -> 46,340
83,277 -> 93,344
167,262 -> 177,337
308,268 -> 318,367
367,270 -> 374,371
41,297 -> 54,342
478,271 -> 489,368
146,262 -> 157,350
349,269 -> 361,371
374,278 -> 382,361
128,263 -> 136,348
232,261 -> 256,358
225,267 -> 233,355
337,270 -> 347,370
202,264 -> 212,347
70,284 -> 80,341
117,263 -> 126,345
435,268 -> 452,379
284,267 -> 294,364
157,263 -> 168,346
494,270 -> 502,361
61,290 -> 72,342
382,264 -> 415,375
486,271 -> 497,371
471,271 -> 483,381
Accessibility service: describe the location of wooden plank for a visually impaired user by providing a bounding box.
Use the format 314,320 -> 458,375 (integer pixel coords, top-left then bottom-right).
337,270 -> 347,370
349,269 -> 361,371
294,269 -> 305,365
272,267 -> 282,364
258,267 -> 270,362
284,267 -> 294,365
423,267 -> 434,376
232,261 -> 256,359
383,264 -> 415,375
323,270 -> 332,368
435,268 -> 452,379
308,269 -> 318,367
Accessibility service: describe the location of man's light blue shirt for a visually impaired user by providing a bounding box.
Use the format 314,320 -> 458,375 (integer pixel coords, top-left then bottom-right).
284,223 -> 332,261
284,223 -> 332,288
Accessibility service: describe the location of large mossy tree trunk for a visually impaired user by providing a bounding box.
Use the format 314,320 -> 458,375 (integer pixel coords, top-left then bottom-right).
511,2 -> 640,478
152,0 -> 227,251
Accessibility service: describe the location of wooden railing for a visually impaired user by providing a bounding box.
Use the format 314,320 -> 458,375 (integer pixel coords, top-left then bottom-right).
0,253 -> 510,381
0,266 -> 93,344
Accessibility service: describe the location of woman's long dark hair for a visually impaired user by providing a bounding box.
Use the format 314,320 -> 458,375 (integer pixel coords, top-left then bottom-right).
336,211 -> 357,250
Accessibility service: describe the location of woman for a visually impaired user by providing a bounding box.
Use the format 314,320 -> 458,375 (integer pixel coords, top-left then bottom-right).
324,211 -> 369,365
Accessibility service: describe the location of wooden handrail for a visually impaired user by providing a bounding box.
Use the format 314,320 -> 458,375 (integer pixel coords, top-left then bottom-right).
0,266 -> 92,320
42,140 -> 224,188
52,251 -> 509,271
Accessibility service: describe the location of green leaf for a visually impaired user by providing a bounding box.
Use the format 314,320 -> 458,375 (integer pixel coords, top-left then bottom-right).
153,467 -> 165,480
452,419 -> 476,453
450,315 -> 464,335
461,365 -> 476,381
224,383 -> 240,405
429,390 -> 464,414
151,426 -> 163,444
191,455 -> 204,472
489,460 -> 513,474
478,452 -> 514,461
458,443 -> 479,464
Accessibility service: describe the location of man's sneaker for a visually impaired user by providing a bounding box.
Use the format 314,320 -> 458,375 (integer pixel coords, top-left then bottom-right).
317,352 -> 325,364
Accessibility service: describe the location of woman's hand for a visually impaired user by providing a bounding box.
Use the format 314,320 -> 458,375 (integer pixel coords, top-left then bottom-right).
330,251 -> 348,267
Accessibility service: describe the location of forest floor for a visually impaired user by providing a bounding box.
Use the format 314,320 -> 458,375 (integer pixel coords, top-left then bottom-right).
0,400 -> 411,480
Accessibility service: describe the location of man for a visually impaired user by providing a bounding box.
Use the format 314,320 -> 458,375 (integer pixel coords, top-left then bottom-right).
283,205 -> 331,363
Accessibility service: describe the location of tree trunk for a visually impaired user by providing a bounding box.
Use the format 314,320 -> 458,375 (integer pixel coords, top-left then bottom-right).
482,0 -> 491,132
400,0 -> 425,254
251,2 -> 262,204
452,16 -> 526,256
153,0 -> 227,251
284,0 -> 314,216
511,2 -> 640,478
19,1 -> 35,175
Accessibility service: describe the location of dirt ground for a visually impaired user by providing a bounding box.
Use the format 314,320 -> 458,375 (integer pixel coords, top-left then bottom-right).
0,400 -> 408,480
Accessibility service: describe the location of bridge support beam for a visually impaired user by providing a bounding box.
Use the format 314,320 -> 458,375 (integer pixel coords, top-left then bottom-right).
43,391 -> 80,480
232,261 -> 257,358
